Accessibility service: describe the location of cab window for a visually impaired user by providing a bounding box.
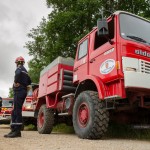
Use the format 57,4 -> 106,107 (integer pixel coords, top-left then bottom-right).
78,39 -> 88,59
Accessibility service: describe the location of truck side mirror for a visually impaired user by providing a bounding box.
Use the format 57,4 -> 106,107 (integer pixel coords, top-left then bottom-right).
97,18 -> 109,36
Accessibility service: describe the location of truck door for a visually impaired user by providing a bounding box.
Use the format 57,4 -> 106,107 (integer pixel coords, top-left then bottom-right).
73,37 -> 89,82
89,18 -> 118,83
38,72 -> 48,98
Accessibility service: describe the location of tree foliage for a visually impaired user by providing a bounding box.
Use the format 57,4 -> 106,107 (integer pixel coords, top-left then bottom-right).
8,88 -> 14,98
25,0 -> 150,83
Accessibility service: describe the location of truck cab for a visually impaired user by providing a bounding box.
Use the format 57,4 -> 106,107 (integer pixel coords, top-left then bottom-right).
0,98 -> 13,122
22,83 -> 39,126
23,83 -> 39,112
74,11 -> 150,105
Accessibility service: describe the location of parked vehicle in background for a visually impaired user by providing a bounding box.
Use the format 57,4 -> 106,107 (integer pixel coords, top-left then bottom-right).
22,83 -> 38,126
0,98 -> 13,123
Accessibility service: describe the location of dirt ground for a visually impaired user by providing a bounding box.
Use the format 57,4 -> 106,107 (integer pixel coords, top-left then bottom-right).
0,124 -> 150,150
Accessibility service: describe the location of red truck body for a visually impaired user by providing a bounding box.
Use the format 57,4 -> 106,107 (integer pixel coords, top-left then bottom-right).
32,11 -> 150,139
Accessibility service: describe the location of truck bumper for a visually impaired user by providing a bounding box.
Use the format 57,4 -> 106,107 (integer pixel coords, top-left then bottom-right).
124,71 -> 150,89
22,111 -> 34,117
0,115 -> 11,121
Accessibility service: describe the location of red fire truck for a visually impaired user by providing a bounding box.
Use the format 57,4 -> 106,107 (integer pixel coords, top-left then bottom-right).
0,98 -> 13,123
32,11 -> 150,139
22,83 -> 38,126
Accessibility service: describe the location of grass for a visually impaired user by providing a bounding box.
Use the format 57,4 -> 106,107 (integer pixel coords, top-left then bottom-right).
25,123 -> 74,133
52,124 -> 74,134
25,123 -> 150,140
24,124 -> 37,131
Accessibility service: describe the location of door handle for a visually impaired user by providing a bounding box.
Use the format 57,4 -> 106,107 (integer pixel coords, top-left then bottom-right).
90,58 -> 95,63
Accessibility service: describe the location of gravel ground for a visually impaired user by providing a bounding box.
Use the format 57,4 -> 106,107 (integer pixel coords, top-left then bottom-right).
0,124 -> 150,150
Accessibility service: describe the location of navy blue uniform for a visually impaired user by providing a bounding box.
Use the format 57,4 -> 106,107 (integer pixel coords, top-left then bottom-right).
11,65 -> 31,131
0,97 -> 2,112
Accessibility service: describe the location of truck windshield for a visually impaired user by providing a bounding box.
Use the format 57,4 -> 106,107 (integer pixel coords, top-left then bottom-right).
27,88 -> 33,96
120,13 -> 150,45
2,99 -> 13,107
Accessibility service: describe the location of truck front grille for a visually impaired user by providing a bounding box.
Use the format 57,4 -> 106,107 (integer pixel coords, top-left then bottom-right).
140,60 -> 150,74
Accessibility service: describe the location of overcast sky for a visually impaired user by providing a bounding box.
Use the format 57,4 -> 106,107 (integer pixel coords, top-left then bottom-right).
0,0 -> 51,97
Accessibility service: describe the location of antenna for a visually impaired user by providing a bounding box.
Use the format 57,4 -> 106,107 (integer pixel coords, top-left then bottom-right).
132,0 -> 135,13
99,7 -> 104,19
109,0 -> 113,13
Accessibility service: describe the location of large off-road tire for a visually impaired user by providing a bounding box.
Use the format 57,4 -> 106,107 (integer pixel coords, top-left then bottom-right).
37,104 -> 54,134
73,91 -> 109,139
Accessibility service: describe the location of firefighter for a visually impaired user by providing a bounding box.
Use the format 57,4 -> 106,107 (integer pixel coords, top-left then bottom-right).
4,56 -> 31,138
0,97 -> 2,112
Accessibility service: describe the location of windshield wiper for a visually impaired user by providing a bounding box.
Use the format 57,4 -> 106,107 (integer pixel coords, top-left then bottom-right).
126,35 -> 147,44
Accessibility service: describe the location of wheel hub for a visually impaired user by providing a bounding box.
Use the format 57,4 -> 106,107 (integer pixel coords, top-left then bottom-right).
78,103 -> 89,127
39,112 -> 44,128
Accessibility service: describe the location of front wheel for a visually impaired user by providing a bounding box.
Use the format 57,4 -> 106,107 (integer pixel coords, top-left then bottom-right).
37,104 -> 54,134
73,91 -> 109,139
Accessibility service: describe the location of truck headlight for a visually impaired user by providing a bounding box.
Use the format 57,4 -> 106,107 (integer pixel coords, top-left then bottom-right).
26,105 -> 32,109
125,67 -> 136,71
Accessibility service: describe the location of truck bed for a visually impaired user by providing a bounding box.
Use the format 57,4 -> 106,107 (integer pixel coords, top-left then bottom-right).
38,57 -> 75,98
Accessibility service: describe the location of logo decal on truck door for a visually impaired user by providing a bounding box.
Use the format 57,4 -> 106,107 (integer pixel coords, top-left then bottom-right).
100,59 -> 115,74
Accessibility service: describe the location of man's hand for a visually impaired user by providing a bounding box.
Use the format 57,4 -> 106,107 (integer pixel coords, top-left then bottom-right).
14,83 -> 20,87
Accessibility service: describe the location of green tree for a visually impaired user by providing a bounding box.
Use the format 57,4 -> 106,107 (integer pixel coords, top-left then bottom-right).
25,0 -> 150,83
8,88 -> 14,98
26,18 -> 48,83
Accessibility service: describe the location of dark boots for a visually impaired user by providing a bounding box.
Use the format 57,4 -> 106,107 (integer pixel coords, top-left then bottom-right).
4,130 -> 21,138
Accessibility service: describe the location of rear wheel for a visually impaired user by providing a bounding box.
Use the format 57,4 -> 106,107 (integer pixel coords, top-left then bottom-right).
73,91 -> 109,139
37,104 -> 54,134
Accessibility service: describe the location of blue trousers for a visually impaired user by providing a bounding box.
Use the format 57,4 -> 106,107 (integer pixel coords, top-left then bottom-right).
11,89 -> 27,131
